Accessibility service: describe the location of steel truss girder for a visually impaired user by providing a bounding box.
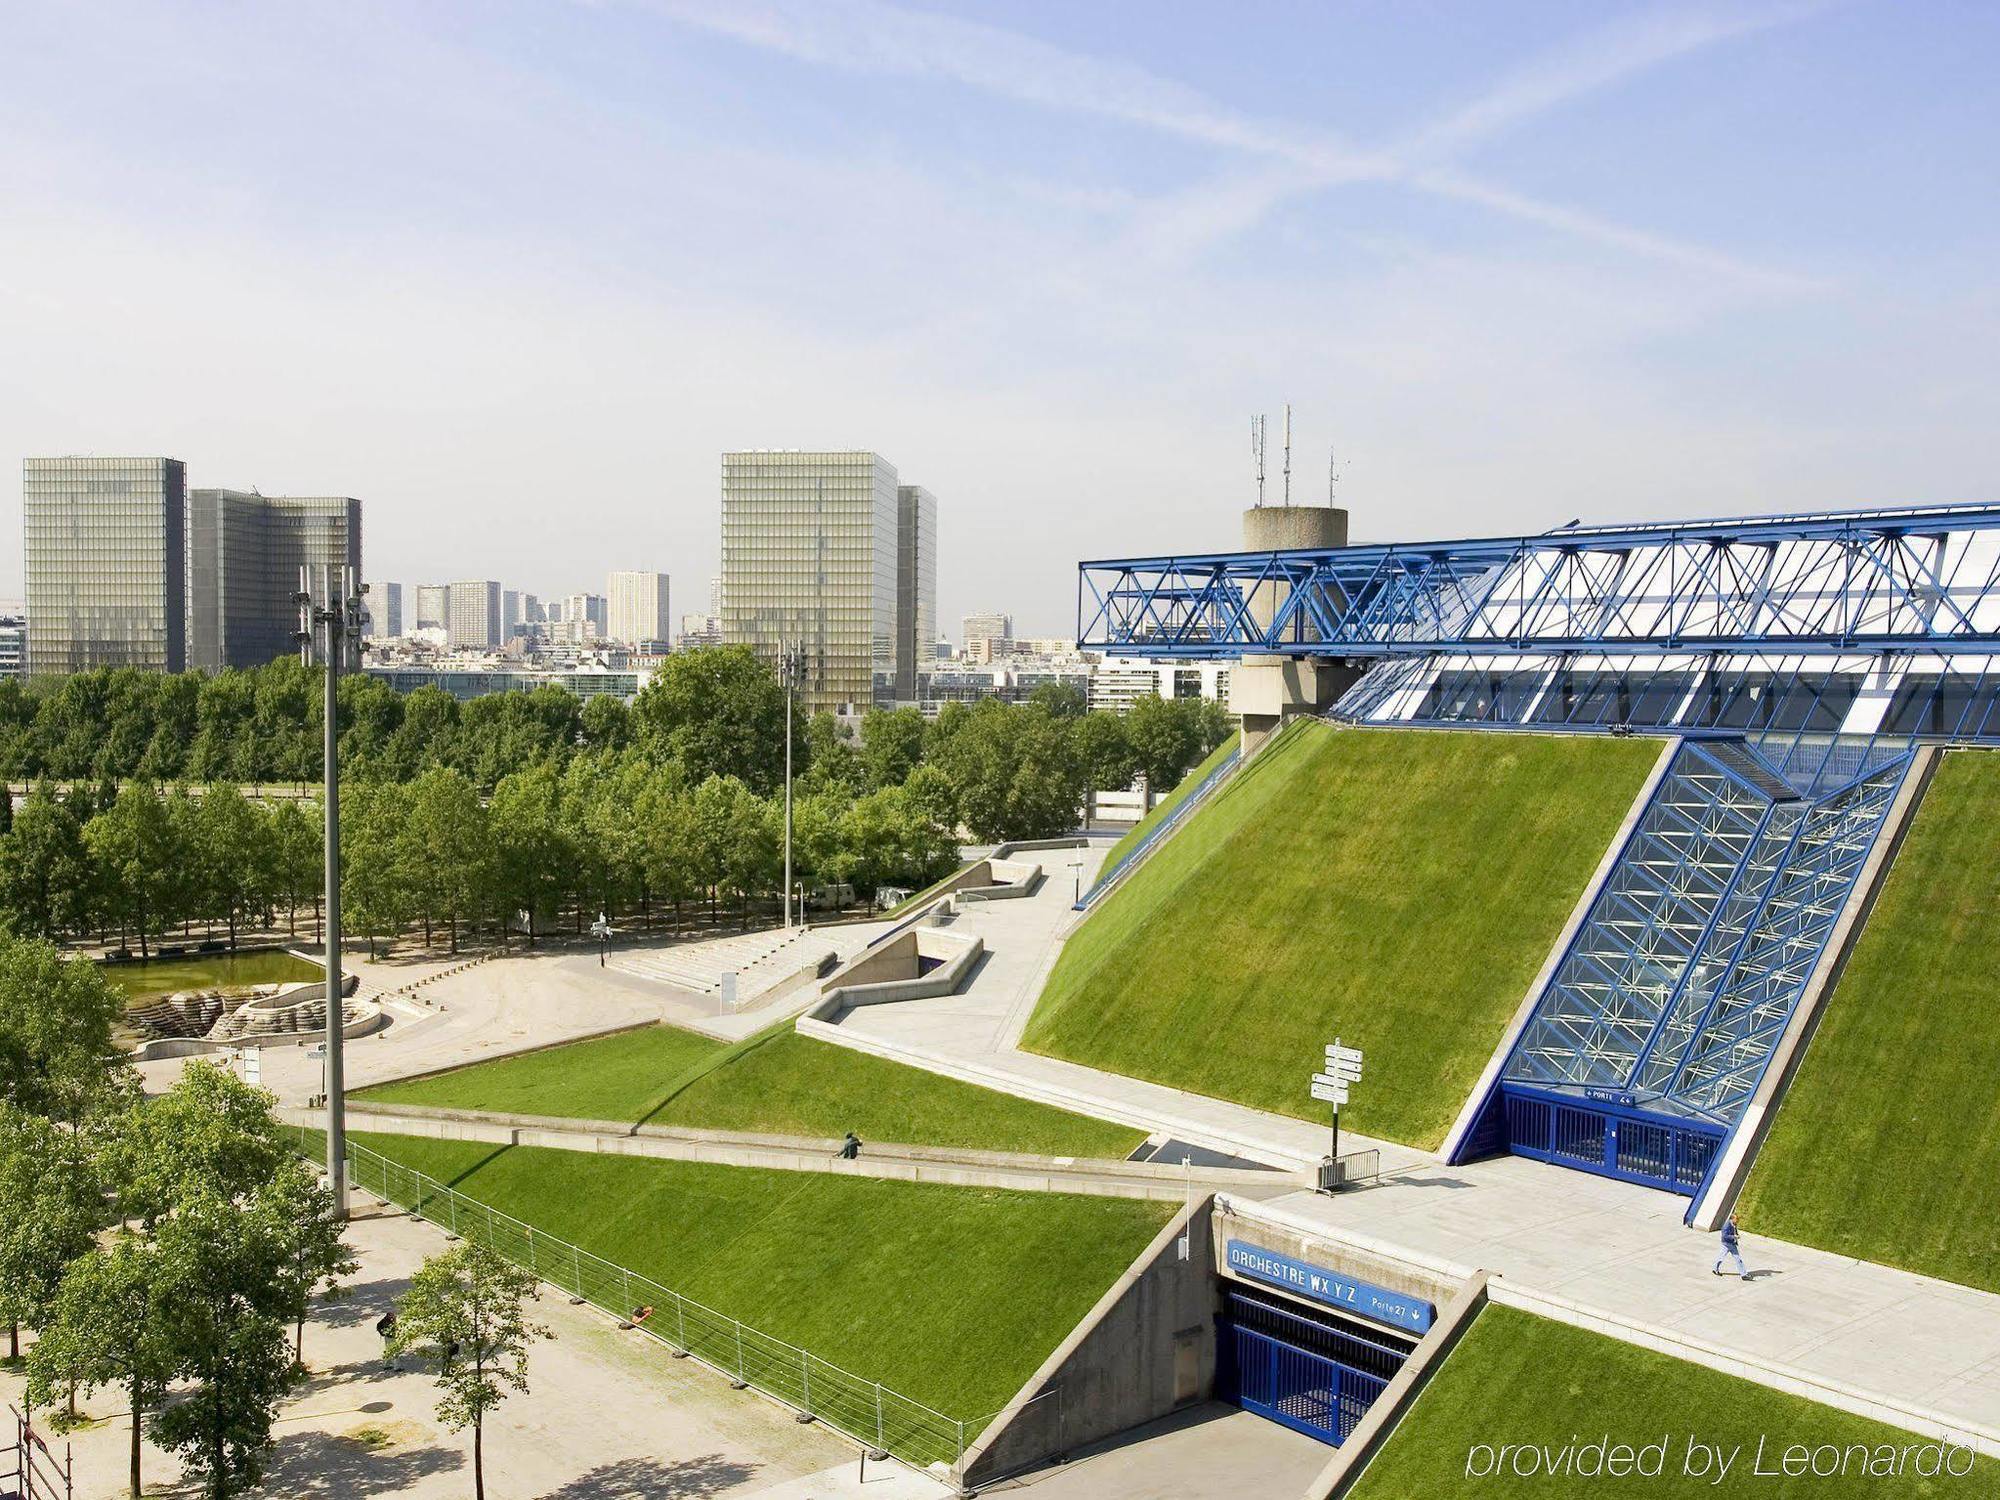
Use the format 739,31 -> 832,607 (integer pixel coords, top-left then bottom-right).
1077,502 -> 2000,658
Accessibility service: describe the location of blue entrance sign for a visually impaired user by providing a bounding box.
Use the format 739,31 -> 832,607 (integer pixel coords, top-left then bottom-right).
1225,1240 -> 1434,1336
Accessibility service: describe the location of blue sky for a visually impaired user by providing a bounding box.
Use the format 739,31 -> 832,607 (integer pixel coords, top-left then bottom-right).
2,1 -> 1995,634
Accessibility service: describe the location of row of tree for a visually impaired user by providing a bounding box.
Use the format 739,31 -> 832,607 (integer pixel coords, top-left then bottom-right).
0,647 -> 1231,808
0,937 -> 353,1498
0,666 -> 1229,954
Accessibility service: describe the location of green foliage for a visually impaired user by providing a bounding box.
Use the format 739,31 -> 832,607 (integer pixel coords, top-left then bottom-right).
861,706 -> 927,790
361,1022 -> 1147,1156
1738,750 -> 2000,1292
388,1242 -> 547,1500
113,1061 -> 291,1225
1025,724 -> 1659,1148
0,1107 -> 103,1358
1097,731 -> 1237,877
929,701 -> 1086,841
0,931 -> 127,1122
1347,1304 -> 1997,1498
353,1131 -> 1171,1419
631,645 -> 795,793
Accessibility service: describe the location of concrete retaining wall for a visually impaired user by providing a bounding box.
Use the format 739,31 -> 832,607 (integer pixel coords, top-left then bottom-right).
1311,1273 -> 1490,1498
958,1196 -> 1218,1488
808,929 -> 983,1017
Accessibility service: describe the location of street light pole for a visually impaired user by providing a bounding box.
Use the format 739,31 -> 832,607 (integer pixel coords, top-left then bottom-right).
780,642 -> 802,930
298,564 -> 365,1222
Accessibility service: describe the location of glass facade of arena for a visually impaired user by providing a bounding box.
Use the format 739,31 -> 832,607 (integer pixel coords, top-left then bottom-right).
24,455 -> 187,675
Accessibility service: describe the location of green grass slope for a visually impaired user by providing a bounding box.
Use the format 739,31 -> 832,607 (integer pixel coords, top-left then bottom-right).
1349,1304 -> 1994,1497
1738,748 -> 2000,1292
1024,724 -> 1660,1148
345,1130 -> 1170,1418
1097,731 -> 1239,879
359,1021 -> 1146,1158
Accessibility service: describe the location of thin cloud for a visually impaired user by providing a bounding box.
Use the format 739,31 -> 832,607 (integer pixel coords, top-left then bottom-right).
638,0 -> 1822,289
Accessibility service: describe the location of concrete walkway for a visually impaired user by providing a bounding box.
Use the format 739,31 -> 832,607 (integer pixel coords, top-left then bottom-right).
0,1204 -> 948,1500
811,840 -> 1424,1174
308,1100 -> 1302,1203
1246,1155 -> 2000,1453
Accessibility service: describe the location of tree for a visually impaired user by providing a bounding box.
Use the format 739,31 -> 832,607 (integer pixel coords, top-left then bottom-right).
341,781 -> 416,959
267,799 -> 323,940
0,781 -> 92,938
197,785 -> 269,950
578,694 -> 630,754
488,764 -> 573,946
84,781 -> 177,957
408,766 -> 492,953
0,932 -> 127,1124
630,645 -> 796,793
1028,680 -> 1088,718
860,706 -> 927,791
0,1106 -> 102,1362
255,1158 -> 355,1369
1074,711 -> 1136,827
1124,694 -> 1204,808
27,1235 -> 179,1499
928,702 -> 1084,842
147,1191 -> 295,1500
388,1242 -> 548,1500
111,1062 -> 290,1228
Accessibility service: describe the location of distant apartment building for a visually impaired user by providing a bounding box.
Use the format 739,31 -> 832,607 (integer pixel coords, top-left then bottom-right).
187,489 -> 362,671
0,616 -> 25,681
373,582 -> 403,639
415,585 -> 448,632
1088,655 -> 1232,714
607,571 -> 672,648
723,450 -> 939,717
895,487 -> 936,701
549,592 -> 607,644
679,613 -> 724,650
24,456 -> 188,675
503,590 -> 523,638
961,611 -> 1012,663
446,580 -> 502,649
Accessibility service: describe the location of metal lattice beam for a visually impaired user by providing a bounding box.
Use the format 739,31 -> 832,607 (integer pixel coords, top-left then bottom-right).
1079,502 -> 2000,658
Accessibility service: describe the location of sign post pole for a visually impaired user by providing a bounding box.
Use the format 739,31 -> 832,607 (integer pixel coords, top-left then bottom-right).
1312,1039 -> 1365,1191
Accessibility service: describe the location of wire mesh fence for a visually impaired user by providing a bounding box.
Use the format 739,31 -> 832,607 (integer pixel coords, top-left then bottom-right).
294,1126 -> 968,1472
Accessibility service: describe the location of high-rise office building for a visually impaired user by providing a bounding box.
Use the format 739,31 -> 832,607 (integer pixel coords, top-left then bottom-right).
522,593 -> 543,624
607,571 -> 671,648
415,585 -> 448,632
962,611 -> 1013,661
374,582 -> 403,639
24,456 -> 187,675
721,450 -> 905,716
895,486 -> 936,701
187,490 -> 361,671
446,580 -> 502,649
0,616 -> 26,681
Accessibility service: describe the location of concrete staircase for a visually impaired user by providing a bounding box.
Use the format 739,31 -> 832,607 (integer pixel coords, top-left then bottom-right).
608,926 -> 824,999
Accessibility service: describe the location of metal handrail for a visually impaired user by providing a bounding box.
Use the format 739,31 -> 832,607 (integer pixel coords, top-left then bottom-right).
293,1127 -> 967,1473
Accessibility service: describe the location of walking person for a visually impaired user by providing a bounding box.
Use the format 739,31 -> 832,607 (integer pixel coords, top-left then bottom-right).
1712,1212 -> 1749,1278
837,1131 -> 861,1161
376,1309 -> 400,1370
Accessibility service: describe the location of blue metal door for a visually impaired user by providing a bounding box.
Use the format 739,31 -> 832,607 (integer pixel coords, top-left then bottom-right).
1219,1292 -> 1403,1446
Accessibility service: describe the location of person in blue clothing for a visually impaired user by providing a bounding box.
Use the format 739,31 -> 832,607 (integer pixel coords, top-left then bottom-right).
1713,1211 -> 1749,1278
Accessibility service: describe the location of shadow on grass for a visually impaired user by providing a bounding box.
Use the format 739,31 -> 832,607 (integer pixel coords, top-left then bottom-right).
541,1453 -> 761,1498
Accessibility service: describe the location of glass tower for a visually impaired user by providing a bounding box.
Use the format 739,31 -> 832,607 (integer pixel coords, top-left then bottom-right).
188,490 -> 362,671
896,486 -> 937,701
722,451 -> 901,717
24,456 -> 187,675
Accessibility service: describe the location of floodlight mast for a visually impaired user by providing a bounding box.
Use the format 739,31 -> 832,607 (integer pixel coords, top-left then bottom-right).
298,564 -> 366,1221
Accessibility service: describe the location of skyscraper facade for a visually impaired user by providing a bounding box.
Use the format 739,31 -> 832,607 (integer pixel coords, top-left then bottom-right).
24,456 -> 188,675
895,486 -> 936,701
446,580 -> 502,649
187,490 -> 361,672
961,611 -> 1013,661
607,571 -> 672,648
415,585 -> 448,632
375,582 -> 403,639
721,450 -> 902,717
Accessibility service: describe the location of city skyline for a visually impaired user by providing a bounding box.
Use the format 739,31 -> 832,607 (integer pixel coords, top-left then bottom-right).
3,4 -> 1997,634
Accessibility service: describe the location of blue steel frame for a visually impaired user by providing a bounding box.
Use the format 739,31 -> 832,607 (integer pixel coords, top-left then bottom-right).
1078,502 -> 2000,658
1220,1291 -> 1401,1446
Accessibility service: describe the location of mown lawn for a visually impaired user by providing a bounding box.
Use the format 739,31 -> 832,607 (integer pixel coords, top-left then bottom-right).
345,1130 -> 1170,1419
359,1021 -> 1147,1158
1738,749 -> 2000,1292
1349,1304 -> 1995,1497
1023,723 -> 1660,1148
1096,732 -> 1240,880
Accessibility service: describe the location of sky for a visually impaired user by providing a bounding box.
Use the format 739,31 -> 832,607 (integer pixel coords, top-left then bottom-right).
2,2 -> 1996,637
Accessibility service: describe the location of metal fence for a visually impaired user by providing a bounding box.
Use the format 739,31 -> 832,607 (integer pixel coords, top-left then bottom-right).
293,1127 -> 969,1473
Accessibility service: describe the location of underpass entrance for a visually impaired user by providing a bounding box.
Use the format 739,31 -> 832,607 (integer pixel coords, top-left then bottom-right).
1218,1285 -> 1414,1446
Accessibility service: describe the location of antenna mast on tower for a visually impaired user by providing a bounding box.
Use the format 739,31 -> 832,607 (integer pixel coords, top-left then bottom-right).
1328,448 -> 1346,508
1250,415 -> 1267,508
1282,403 -> 1292,506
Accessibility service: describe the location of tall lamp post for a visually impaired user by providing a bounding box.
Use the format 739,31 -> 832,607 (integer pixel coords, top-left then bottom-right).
297,564 -> 366,1222
779,642 -> 805,929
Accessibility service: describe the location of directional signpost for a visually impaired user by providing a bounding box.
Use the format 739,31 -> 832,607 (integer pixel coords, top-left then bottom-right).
1314,1039 -> 1365,1166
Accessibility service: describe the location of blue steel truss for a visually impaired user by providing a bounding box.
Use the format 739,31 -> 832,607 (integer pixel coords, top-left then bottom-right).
1078,501 -> 2000,658
1482,737 -> 1908,1192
